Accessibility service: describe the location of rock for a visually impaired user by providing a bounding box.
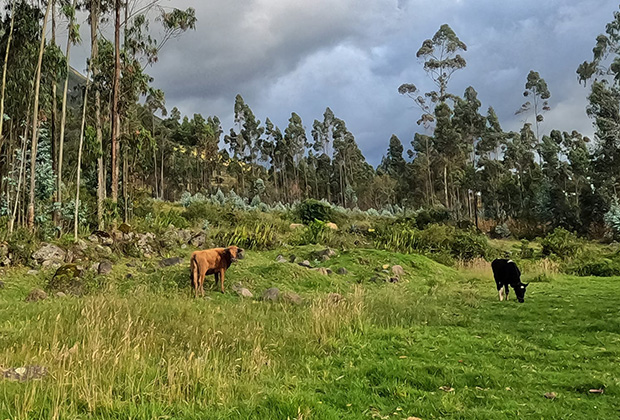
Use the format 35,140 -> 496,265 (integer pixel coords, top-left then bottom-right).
298,260 -> 312,268
337,267 -> 349,275
98,260 -> 113,275
41,260 -> 62,270
325,222 -> 338,230
118,223 -> 132,234
27,269 -> 39,276
392,265 -> 405,277
388,277 -> 400,283
75,239 -> 89,252
32,243 -> 66,266
544,392 -> 557,400
289,223 -> 304,230
189,232 -> 207,248
0,243 -> 8,265
313,267 -> 329,276
275,254 -> 288,263
2,365 -> 48,381
92,230 -> 114,246
48,264 -> 84,296
0,280 -> 4,289
94,245 -> 113,257
55,292 -> 67,298
315,248 -> 337,260
282,291 -> 303,305
25,288 -> 47,302
160,256 -> 183,267
232,284 -> 253,298
262,287 -> 280,302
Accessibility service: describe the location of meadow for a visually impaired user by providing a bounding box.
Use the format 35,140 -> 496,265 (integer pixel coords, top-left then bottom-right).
1,245 -> 619,419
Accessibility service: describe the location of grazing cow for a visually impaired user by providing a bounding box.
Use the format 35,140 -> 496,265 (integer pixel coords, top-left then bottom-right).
491,258 -> 529,303
190,246 -> 244,297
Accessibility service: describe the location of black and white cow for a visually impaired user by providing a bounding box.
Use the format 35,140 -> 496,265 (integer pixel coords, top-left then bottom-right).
491,258 -> 529,303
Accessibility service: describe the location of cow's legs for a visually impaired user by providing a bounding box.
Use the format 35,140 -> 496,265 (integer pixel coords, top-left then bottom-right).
199,269 -> 207,297
213,272 -> 220,290
504,285 -> 510,300
219,269 -> 226,293
498,286 -> 505,301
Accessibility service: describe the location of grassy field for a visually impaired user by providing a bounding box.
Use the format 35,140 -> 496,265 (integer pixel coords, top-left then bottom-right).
1,247 -> 619,419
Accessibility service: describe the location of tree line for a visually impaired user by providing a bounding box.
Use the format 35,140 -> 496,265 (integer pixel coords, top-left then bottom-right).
1,3 -> 620,239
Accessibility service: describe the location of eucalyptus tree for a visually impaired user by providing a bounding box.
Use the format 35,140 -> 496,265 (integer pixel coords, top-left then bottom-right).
27,0 -> 53,230
515,70 -> 550,162
56,0 -> 80,230
283,112 -> 307,199
0,0 -> 16,152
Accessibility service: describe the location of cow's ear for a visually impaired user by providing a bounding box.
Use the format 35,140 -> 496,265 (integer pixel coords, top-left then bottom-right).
524,283 -> 529,287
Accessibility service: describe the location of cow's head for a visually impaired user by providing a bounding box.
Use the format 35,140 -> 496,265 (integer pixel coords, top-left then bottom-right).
227,246 -> 245,262
515,282 -> 529,303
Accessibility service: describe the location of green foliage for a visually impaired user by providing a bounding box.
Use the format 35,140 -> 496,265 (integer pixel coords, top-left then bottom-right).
5,228 -> 39,266
520,239 -> 535,259
295,220 -> 333,245
295,199 -> 335,224
541,227 -> 584,259
566,257 -> 620,277
213,224 -> 280,250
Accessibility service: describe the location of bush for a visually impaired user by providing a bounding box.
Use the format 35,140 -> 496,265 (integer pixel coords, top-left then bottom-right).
519,239 -> 535,259
414,207 -> 450,229
295,199 -> 335,224
452,229 -> 492,260
541,227 -> 583,259
566,258 -> 620,277
493,223 -> 511,239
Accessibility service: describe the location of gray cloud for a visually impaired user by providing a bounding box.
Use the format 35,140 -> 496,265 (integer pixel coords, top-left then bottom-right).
69,0 -> 619,165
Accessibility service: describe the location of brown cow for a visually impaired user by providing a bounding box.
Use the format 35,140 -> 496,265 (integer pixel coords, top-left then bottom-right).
189,246 -> 244,297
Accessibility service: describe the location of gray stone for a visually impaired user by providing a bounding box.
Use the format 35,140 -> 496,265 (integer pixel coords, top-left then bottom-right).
41,260 -> 62,270
48,264 -> 84,295
160,256 -> 183,267
298,260 -> 312,268
32,243 -> 66,265
98,260 -> 113,275
237,288 -> 253,298
392,265 -> 405,277
95,245 -> 113,257
27,269 -> 39,276
25,288 -> 47,302
282,291 -> 303,305
190,232 -> 207,248
337,267 -> 349,275
275,254 -> 287,263
313,267 -> 329,276
388,277 -> 400,283
262,287 -> 280,302
55,292 -> 67,298
2,365 -> 48,381
289,223 -> 304,230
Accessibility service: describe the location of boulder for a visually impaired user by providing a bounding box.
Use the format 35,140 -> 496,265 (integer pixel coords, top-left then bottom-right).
298,260 -> 312,268
232,283 -> 253,298
282,291 -> 303,305
98,260 -> 113,275
32,243 -> 66,266
392,265 -> 405,277
313,267 -> 330,276
0,243 -> 9,266
275,254 -> 288,263
25,288 -> 47,302
2,365 -> 48,382
262,287 -> 280,302
190,232 -> 207,248
337,267 -> 349,275
325,222 -> 338,230
94,245 -> 113,258
55,292 -> 67,298
47,264 -> 84,296
160,256 -> 183,267
289,223 -> 304,230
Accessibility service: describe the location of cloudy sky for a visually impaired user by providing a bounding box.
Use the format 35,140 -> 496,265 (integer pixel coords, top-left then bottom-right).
72,0 -> 619,165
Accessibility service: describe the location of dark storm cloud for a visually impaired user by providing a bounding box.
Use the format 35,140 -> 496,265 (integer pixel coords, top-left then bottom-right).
71,0 -> 619,165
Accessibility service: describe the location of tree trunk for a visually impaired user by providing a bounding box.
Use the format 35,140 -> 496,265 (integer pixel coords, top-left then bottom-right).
110,0 -> 121,209
51,0 -> 59,226
89,0 -> 105,230
27,0 -> 53,230
74,68 -> 91,242
57,0 -> 78,232
443,164 -> 449,210
0,0 -> 16,152
160,146 -> 165,199
8,123 -> 28,233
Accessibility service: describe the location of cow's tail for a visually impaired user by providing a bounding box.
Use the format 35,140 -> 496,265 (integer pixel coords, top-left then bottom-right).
190,254 -> 198,291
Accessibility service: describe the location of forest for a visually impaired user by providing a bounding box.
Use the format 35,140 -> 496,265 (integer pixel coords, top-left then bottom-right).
1,2 -> 620,241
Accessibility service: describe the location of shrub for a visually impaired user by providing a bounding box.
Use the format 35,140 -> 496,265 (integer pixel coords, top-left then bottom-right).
519,239 -> 535,259
493,223 -> 511,239
541,227 -> 583,259
566,258 -> 620,277
295,199 -> 335,224
296,220 -> 333,245
414,207 -> 450,229
452,229 -> 491,260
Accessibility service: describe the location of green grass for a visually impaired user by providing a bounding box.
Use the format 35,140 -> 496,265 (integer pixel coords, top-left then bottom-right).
0,248 -> 619,419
